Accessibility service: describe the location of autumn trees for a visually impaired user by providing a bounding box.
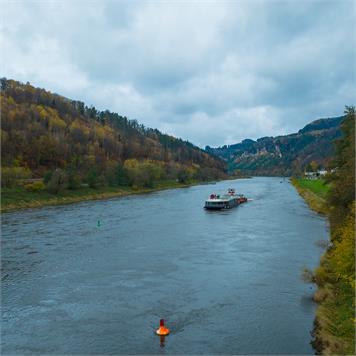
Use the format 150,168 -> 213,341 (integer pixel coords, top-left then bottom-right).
312,106 -> 355,355
1,78 -> 227,191
326,106 -> 355,227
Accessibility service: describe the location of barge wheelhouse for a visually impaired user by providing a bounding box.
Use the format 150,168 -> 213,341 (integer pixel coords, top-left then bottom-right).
204,188 -> 247,210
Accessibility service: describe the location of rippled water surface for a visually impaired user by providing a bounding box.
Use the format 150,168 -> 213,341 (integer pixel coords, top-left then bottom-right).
1,177 -> 329,354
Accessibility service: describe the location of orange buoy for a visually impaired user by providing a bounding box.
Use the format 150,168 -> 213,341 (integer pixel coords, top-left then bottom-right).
155,319 -> 170,336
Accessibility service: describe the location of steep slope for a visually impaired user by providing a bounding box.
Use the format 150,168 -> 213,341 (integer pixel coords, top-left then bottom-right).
206,116 -> 343,175
1,78 -> 226,187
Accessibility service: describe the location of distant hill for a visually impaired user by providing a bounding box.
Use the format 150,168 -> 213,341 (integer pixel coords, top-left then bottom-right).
205,116 -> 344,176
1,79 -> 227,188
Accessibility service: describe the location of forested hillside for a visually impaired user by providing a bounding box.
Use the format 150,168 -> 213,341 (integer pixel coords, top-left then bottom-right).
1,78 -> 226,191
206,116 -> 343,176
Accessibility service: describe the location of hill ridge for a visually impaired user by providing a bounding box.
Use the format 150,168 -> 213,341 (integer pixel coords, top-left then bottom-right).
205,116 -> 344,176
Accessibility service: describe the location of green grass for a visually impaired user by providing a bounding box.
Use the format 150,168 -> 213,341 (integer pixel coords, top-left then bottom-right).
1,180 -> 197,212
296,178 -> 330,199
291,178 -> 328,215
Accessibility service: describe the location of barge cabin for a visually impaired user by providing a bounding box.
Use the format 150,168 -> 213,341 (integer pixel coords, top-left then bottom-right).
204,188 -> 247,210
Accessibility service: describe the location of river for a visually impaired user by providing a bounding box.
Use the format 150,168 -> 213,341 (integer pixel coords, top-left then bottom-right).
1,177 -> 329,354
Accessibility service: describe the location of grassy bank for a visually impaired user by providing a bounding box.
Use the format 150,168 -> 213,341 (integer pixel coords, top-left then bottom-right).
292,177 -> 355,355
291,178 -> 329,215
1,180 -> 202,213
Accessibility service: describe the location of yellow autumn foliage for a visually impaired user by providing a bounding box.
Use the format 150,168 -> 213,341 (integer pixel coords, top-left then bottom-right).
329,202 -> 355,288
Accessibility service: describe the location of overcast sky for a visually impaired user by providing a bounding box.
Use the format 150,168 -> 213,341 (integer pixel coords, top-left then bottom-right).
1,0 -> 355,147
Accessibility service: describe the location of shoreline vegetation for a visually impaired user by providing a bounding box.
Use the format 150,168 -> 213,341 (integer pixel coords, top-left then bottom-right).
1,79 -> 230,213
293,177 -> 355,355
1,175 -> 249,213
291,107 -> 355,355
1,179 -> 214,213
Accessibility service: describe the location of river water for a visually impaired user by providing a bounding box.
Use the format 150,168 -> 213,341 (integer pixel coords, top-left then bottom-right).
1,177 -> 329,354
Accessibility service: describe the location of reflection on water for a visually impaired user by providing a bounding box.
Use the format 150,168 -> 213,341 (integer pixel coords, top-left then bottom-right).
1,177 -> 328,354
159,335 -> 166,348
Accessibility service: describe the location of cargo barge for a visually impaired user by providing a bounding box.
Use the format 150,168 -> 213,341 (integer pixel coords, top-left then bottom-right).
204,188 -> 247,210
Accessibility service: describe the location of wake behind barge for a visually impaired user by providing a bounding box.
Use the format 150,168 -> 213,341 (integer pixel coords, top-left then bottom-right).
204,188 -> 247,210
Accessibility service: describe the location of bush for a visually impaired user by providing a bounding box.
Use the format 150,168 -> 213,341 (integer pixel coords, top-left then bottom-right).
43,171 -> 53,184
177,168 -> 190,183
1,166 -> 32,187
301,267 -> 315,283
313,288 -> 330,303
47,168 -> 68,194
314,266 -> 329,286
86,169 -> 105,188
24,181 -> 46,192
116,164 -> 129,186
67,173 -> 81,190
141,161 -> 163,187
123,159 -> 163,188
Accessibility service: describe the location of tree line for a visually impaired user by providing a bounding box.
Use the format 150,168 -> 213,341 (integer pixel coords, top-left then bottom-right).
1,79 -> 227,192
311,106 -> 355,354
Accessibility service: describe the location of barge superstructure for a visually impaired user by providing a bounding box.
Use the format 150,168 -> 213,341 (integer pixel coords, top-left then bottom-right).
204,188 -> 247,210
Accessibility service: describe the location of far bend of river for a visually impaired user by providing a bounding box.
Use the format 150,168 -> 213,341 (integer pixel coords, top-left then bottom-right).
1,177 -> 329,355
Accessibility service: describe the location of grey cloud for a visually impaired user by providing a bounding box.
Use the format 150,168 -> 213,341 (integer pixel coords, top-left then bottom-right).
1,0 -> 354,147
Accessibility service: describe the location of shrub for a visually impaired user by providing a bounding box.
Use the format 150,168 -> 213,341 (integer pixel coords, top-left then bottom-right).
25,181 -> 46,192
43,170 -> 53,184
313,288 -> 330,303
314,266 -> 329,286
86,169 -> 97,188
177,168 -> 190,183
47,168 -> 68,194
86,169 -> 105,188
67,173 -> 81,190
116,164 -> 129,186
301,267 -> 315,283
123,159 -> 163,188
1,166 -> 32,187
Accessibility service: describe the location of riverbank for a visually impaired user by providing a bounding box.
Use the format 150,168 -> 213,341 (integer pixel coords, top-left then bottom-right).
291,178 -> 329,215
1,180 -> 209,213
292,177 -> 355,355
